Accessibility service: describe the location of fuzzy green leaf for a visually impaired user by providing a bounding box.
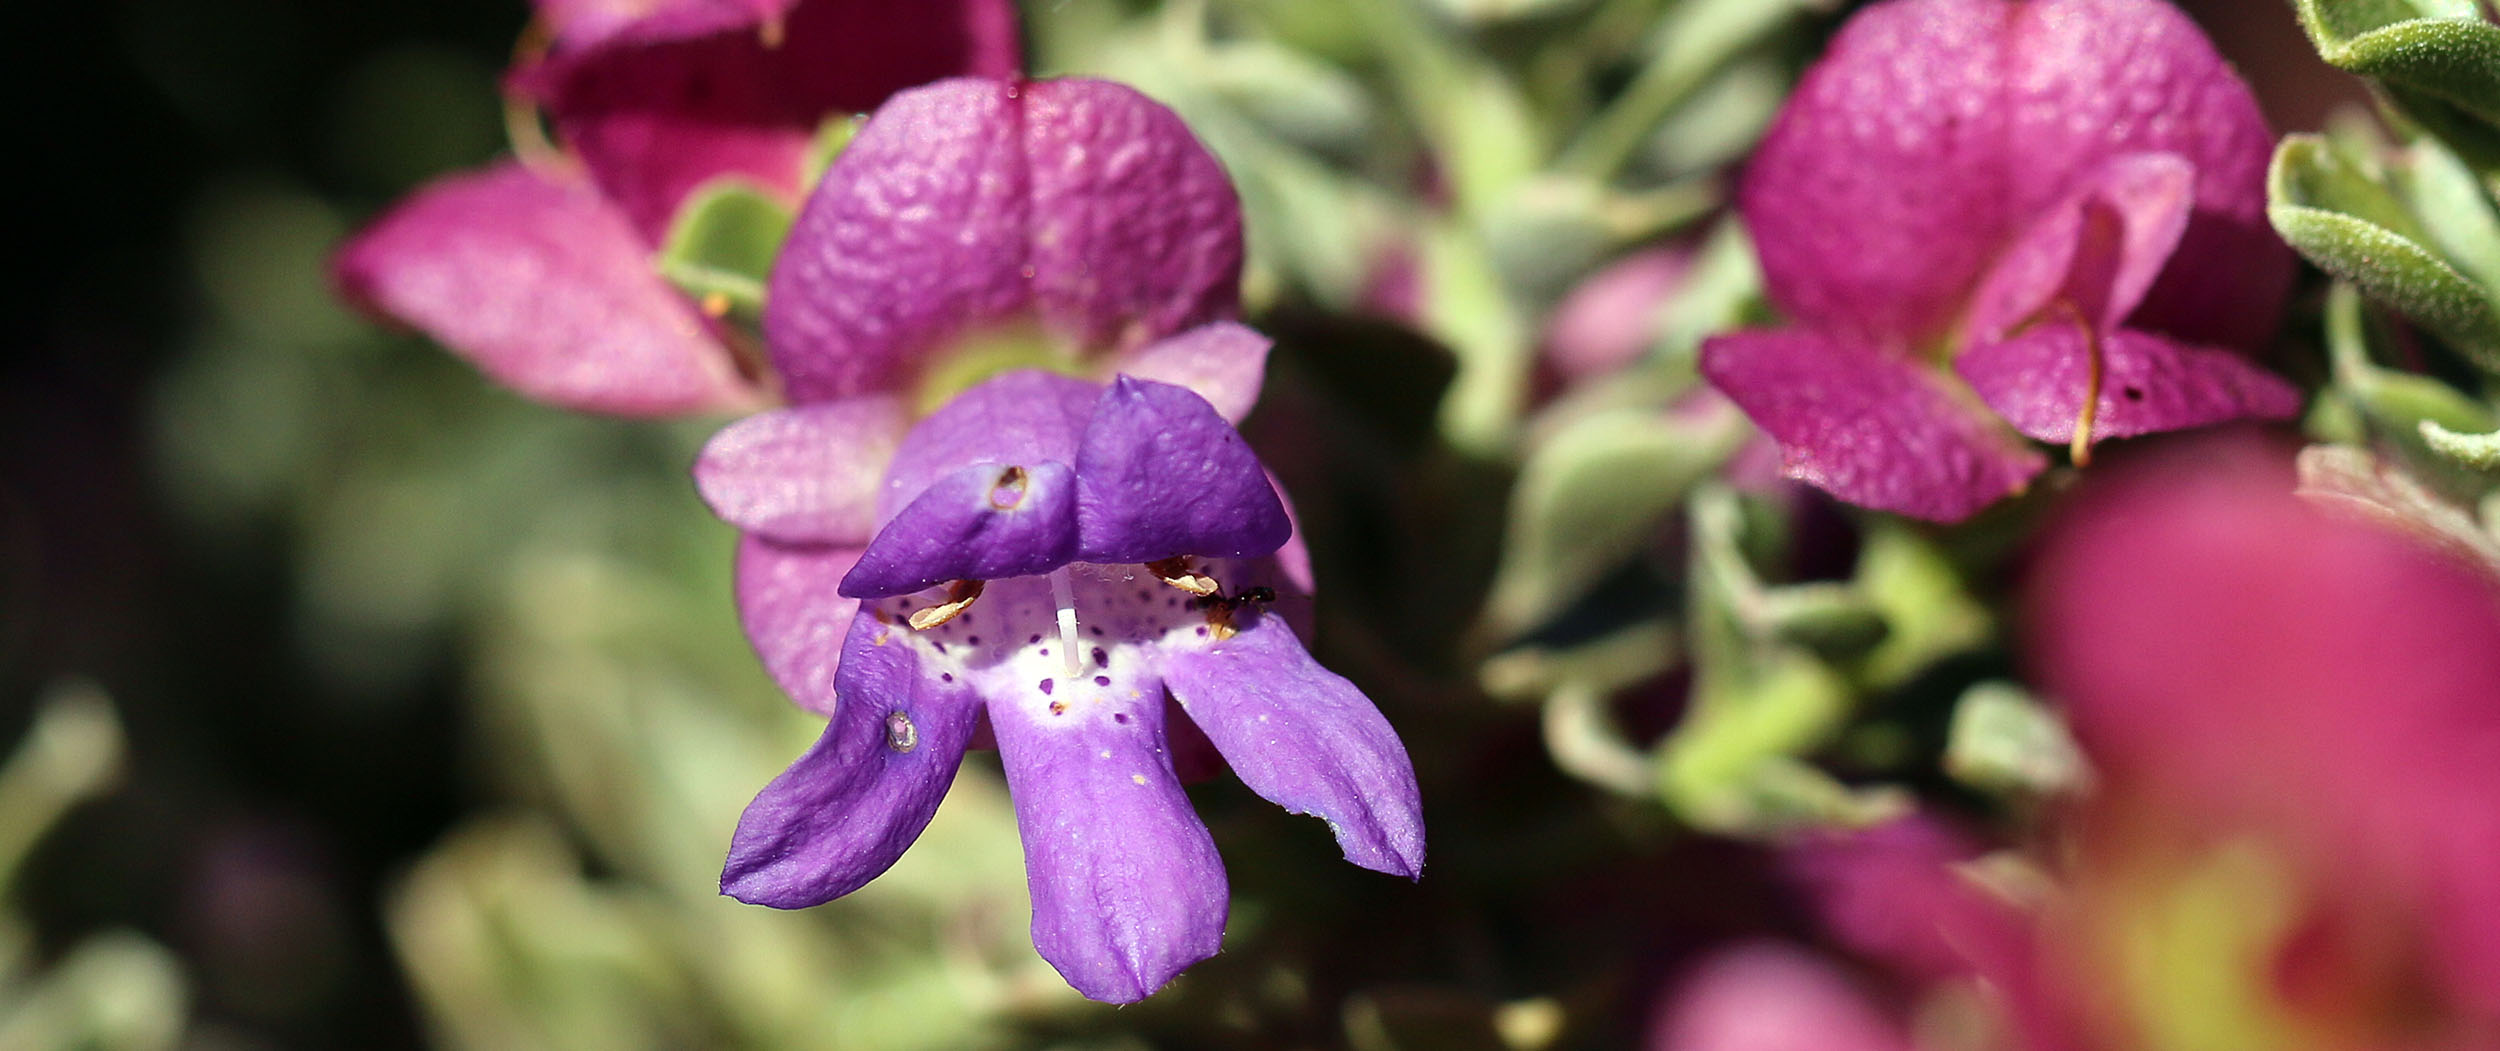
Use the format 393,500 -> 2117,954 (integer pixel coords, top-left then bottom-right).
2270,136 -> 2500,370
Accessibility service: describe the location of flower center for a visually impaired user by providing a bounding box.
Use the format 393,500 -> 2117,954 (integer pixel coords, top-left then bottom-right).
911,322 -> 1092,416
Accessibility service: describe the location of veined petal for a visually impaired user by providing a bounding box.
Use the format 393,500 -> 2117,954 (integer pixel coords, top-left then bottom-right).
1113,321 -> 1272,423
333,161 -> 756,416
841,461 -> 1079,599
766,78 -> 1242,403
1701,330 -> 2045,522
988,665 -> 1227,1004
1955,326 -> 2300,444
1962,152 -> 2195,343
735,536 -> 862,715
722,613 -> 978,907
1162,611 -> 1423,877
516,0 -> 1023,241
1075,377 -> 1290,564
695,395 -> 908,544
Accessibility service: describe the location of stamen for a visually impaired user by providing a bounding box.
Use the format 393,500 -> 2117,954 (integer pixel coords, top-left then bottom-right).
1050,567 -> 1082,678
2057,301 -> 2106,468
1145,556 -> 1219,596
908,579 -> 984,631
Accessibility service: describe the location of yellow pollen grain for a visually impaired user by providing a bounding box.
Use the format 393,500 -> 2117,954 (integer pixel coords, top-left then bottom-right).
907,579 -> 984,630
1131,774 -> 1147,786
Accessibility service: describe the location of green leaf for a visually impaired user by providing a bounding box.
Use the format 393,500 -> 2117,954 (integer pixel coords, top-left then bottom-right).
2394,135 -> 2500,292
1199,40 -> 1375,158
2269,135 -> 2500,371
2296,444 -> 2500,570
1944,681 -> 2089,798
2421,419 -> 2500,471
653,178 -> 795,319
2296,1 -> 2500,129
1479,399 -> 1750,636
2321,282 -> 2496,437
1755,584 -> 1888,661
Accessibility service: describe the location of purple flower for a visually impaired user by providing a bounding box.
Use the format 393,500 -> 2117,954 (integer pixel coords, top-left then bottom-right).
332,0 -> 1020,415
716,370 -> 1424,1003
696,76 -> 1267,715
1702,0 -> 2300,521
694,76 -> 1420,1003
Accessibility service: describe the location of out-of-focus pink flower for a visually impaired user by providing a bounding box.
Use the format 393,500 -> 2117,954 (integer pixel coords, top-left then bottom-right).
334,0 -> 1020,416
1541,246 -> 1691,392
1792,438 -> 2500,1050
1702,0 -> 2298,521
1648,942 -> 1915,1051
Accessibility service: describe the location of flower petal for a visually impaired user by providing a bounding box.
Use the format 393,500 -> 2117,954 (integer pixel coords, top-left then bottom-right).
694,395 -> 908,544
1955,325 -> 2300,444
1742,0 -> 2282,343
722,613 -> 978,907
735,536 -> 862,715
1075,377 -> 1291,563
988,671 -> 1227,1003
333,161 -> 756,416
1961,152 -> 2195,343
517,0 -> 1022,241
1113,321 -> 1272,423
841,461 -> 1078,599
766,77 -> 1242,403
1701,330 -> 2045,522
1162,611 -> 1423,877
876,370 -> 1099,520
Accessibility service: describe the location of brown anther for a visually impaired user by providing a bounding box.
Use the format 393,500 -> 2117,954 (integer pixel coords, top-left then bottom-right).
989,466 -> 1030,510
1146,556 -> 1219,596
907,579 -> 985,631
758,14 -> 787,48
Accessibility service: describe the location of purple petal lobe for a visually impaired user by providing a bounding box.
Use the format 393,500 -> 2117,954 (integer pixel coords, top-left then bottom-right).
1743,0 -> 2282,344
1955,326 -> 2300,444
1962,153 -> 2195,343
841,461 -> 1078,598
334,162 -> 755,416
1020,78 -> 1244,356
722,614 -> 977,906
877,370 -> 1100,519
518,0 -> 1024,241
1113,322 -> 1272,423
695,396 -> 907,544
1075,377 -> 1290,563
735,536 -> 862,714
766,78 -> 1242,402
1701,330 -> 2045,522
1163,611 -> 1423,877
989,672 -> 1227,1003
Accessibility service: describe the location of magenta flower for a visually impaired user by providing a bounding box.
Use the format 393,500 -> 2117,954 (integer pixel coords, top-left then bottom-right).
717,371 -> 1423,1003
333,0 -> 1019,415
1702,0 -> 2300,521
694,77 -> 1421,1003
697,76 -> 1267,715
1790,440 -> 2500,1048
